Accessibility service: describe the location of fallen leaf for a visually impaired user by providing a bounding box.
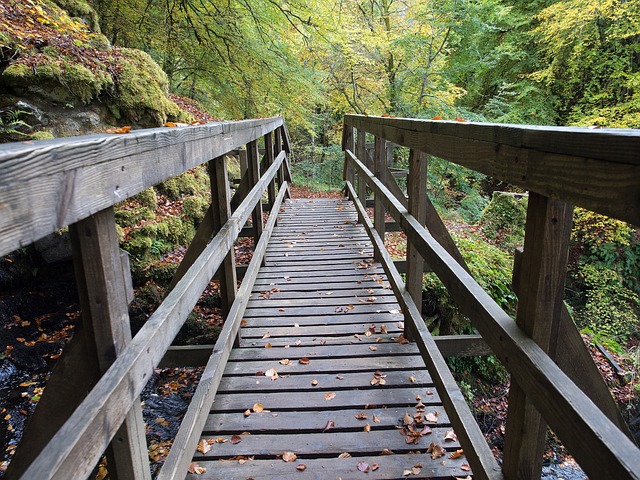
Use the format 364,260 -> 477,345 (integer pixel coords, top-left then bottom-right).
461,463 -> 471,471
280,359 -> 291,365
444,429 -> 458,442
338,452 -> 352,458
364,423 -> 371,432
404,412 -> 414,425
366,296 -> 377,302
282,451 -> 297,462
244,409 -> 251,417
369,346 -> 377,351
389,309 -> 400,314
299,357 -> 310,365
107,125 -> 132,134
449,449 -> 464,459
380,448 -> 394,455
196,439 -> 211,454
311,379 -> 318,386
357,461 -> 370,473
265,343 -> 273,349
263,332 -> 271,339
252,403 -> 264,413
380,324 -> 388,334
411,465 -> 422,475
409,375 -> 416,383
396,334 -> 410,344
230,435 -> 242,445
403,470 -> 412,476
372,414 -> 380,423
323,420 -> 335,432
296,464 -> 307,471
336,375 -> 345,380
425,412 -> 438,423
372,463 -> 380,471
188,462 -> 206,474
324,392 -> 336,400
428,443 -> 445,459
355,413 -> 368,420
265,368 -> 278,380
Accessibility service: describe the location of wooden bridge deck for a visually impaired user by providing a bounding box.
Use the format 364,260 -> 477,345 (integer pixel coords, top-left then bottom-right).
188,198 -> 472,479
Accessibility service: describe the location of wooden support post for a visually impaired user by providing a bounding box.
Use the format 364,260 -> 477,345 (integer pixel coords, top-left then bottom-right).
247,140 -> 264,242
238,148 -> 248,180
405,149 -> 427,340
264,132 -> 276,209
275,128 -> 285,190
373,136 -> 387,256
208,156 -> 237,315
503,192 -> 573,480
512,249 -> 634,441
342,125 -> 355,187
356,128 -> 368,208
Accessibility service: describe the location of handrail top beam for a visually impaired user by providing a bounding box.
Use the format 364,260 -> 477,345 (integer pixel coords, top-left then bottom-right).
344,114 -> 640,166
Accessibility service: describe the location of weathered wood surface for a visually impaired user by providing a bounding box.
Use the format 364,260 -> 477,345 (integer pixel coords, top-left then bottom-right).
0,117 -> 284,258
346,152 -> 640,479
18,142 -> 287,480
187,198 -> 481,479
345,114 -> 640,226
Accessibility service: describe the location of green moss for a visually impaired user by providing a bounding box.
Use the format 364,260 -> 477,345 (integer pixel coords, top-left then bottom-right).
114,48 -> 192,125
183,195 -> 209,224
136,187 -> 158,208
30,130 -> 55,141
50,0 -> 101,32
157,168 -> 209,200
114,205 -> 155,226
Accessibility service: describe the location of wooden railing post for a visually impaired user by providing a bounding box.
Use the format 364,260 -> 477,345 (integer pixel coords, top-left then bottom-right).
247,140 -> 264,242
208,156 -> 237,315
356,128 -> 367,219
405,149 -> 427,340
275,128 -> 285,190
264,132 -> 276,209
502,192 -> 573,479
342,124 -> 355,186
373,136 -> 386,254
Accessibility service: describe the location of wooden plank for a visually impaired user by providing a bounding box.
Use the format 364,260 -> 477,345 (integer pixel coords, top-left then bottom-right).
205,404 -> 447,432
18,145 -> 287,480
247,140 -> 264,242
406,149 -> 427,340
0,117 -> 284,258
346,157 -> 640,478
245,296 -> 398,309
248,288 -> 394,300
503,193 -> 573,479
228,343 -> 417,361
156,183 -> 289,480
374,136 -> 387,250
346,181 -> 503,480
69,208 -> 150,480
241,312 -> 403,327
194,429 -> 458,459
344,115 -> 640,225
511,249 -> 634,440
210,387 -> 442,413
208,156 -> 237,315
243,303 -> 401,317
224,355 -> 426,376
188,453 -> 470,480
218,370 -> 431,393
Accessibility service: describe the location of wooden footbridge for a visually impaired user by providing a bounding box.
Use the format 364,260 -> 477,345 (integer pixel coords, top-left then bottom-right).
1,115 -> 639,479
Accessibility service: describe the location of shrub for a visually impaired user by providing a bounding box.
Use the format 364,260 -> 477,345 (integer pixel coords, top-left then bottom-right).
576,264 -> 639,342
480,192 -> 527,250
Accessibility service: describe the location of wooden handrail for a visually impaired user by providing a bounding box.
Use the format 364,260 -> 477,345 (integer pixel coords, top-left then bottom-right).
0,117 -> 285,258
16,141 -> 288,480
344,115 -> 640,226
342,115 -> 640,480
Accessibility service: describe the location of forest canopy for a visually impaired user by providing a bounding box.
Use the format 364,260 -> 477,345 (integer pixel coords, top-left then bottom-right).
88,0 -> 640,134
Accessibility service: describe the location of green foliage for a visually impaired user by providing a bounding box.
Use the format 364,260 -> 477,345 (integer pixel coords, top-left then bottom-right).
459,190 -> 488,224
447,354 -> 509,387
480,192 -> 528,250
291,144 -> 344,192
0,109 -> 30,141
30,130 -> 55,141
576,264 -> 639,342
157,168 -> 209,201
423,231 -> 517,335
182,195 -> 209,225
173,312 -> 221,345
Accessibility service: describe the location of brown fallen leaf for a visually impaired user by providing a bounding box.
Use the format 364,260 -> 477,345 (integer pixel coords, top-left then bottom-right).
357,461 -> 370,472
366,296 -> 377,302
265,343 -> 273,348
461,463 -> 471,471
196,439 -> 211,454
106,125 -> 132,134
243,409 -> 251,417
425,412 -> 438,423
396,334 -> 410,344
188,462 -> 206,474
369,346 -> 377,351
338,452 -> 351,458
444,429 -> 458,442
279,359 -> 291,365
262,332 -> 271,339
380,324 -> 388,334
403,470 -> 412,476
372,414 -> 380,423
336,375 -> 345,380
311,379 -> 318,386
323,420 -> 335,432
428,443 -> 445,459
403,412 -> 414,425
412,465 -> 422,475
380,448 -> 394,455
299,357 -> 310,365
355,412 -> 368,420
282,451 -> 297,462
372,463 -> 380,471
364,423 -> 371,432
449,449 -> 464,459
265,368 -> 278,380
324,392 -> 336,400
252,403 -> 264,413
296,464 -> 307,471
230,435 -> 242,445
